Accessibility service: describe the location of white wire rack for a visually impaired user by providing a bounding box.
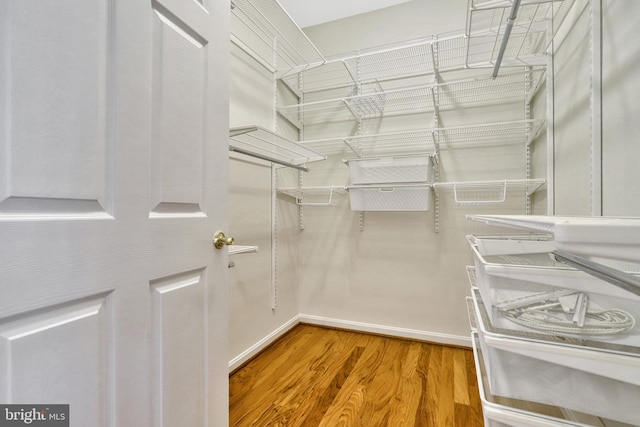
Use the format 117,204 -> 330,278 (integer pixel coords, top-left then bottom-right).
229,125 -> 326,171
279,23 -> 561,95
279,69 -> 545,127
465,0 -> 576,75
433,179 -> 545,205
345,155 -> 434,185
346,183 -> 433,212
467,266 -> 478,288
300,129 -> 437,157
230,0 -> 325,77
277,186 -> 347,206
298,119 -> 542,157
281,36 -> 441,94
437,119 -> 545,148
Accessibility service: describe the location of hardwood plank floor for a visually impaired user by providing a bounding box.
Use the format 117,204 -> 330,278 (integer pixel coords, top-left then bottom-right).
229,324 -> 484,427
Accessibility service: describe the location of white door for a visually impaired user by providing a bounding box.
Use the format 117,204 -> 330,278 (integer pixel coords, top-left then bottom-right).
0,0 -> 230,425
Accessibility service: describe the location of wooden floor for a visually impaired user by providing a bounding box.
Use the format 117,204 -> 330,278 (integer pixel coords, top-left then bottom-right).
229,324 -> 484,427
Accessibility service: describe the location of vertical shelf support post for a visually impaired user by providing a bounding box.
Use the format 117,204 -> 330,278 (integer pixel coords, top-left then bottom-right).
546,19 -> 556,215
272,33 -> 278,310
525,66 -> 533,215
432,36 -> 441,233
271,165 -> 278,310
590,0 -> 603,216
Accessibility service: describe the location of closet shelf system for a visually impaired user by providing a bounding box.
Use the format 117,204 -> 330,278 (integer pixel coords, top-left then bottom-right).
433,179 -> 546,206
277,186 -> 347,206
230,0 -> 574,221
229,126 -> 325,172
466,216 -> 640,425
230,0 -> 325,77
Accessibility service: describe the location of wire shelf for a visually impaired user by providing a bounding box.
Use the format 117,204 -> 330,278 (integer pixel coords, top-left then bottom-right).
280,69 -> 544,126
300,129 -> 437,157
298,119 -> 542,157
231,0 -> 325,77
455,181 -> 507,205
280,37 -> 440,94
437,119 -> 545,147
466,0 -> 576,74
280,28 -> 554,95
229,125 -> 326,170
277,186 -> 347,206
433,179 -> 545,205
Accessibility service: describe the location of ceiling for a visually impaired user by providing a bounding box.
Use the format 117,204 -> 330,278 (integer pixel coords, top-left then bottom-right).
277,0 -> 413,28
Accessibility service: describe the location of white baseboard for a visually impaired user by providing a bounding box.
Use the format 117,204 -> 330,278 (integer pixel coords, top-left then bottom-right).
299,314 -> 471,348
229,314 -> 472,373
228,315 -> 300,373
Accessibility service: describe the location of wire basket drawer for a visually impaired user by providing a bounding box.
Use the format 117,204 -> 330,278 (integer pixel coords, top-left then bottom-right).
471,331 -> 602,427
349,186 -> 431,211
467,215 -> 640,263
471,332 -> 610,427
454,181 -> 506,205
473,296 -> 640,426
346,156 -> 432,184
468,235 -> 640,327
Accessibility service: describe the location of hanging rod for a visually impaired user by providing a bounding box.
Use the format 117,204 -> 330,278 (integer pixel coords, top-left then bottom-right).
229,145 -> 309,172
552,250 -> 640,298
492,0 -> 522,78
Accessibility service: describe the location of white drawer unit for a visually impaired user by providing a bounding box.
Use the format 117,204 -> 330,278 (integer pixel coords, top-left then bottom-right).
345,155 -> 433,185
347,184 -> 431,212
471,289 -> 640,426
471,332 -> 633,427
466,215 -> 640,427
468,235 -> 640,327
345,155 -> 433,212
468,215 -> 640,263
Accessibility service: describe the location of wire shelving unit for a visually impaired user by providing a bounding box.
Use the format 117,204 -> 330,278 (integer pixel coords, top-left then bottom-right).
231,0 -> 325,77
299,129 -> 437,157
277,186 -> 348,206
279,69 -> 545,128
230,0 -> 574,218
432,179 -> 545,206
465,0 -> 576,76
436,119 -> 545,148
298,119 -> 544,157
229,126 -> 326,171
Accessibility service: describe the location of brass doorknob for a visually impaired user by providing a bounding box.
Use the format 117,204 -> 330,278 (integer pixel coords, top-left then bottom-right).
213,231 -> 234,249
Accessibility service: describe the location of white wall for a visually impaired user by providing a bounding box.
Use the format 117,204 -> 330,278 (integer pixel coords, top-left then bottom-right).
601,0 -> 640,215
551,0 -> 640,217
303,0 -> 468,56
296,2 -> 536,344
228,0 -> 481,360
228,45 -> 300,367
228,0 -> 640,361
552,1 -> 593,215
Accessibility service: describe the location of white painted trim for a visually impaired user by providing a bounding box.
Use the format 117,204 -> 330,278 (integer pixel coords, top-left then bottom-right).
228,315 -> 300,372
299,314 -> 472,348
229,314 -> 473,373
